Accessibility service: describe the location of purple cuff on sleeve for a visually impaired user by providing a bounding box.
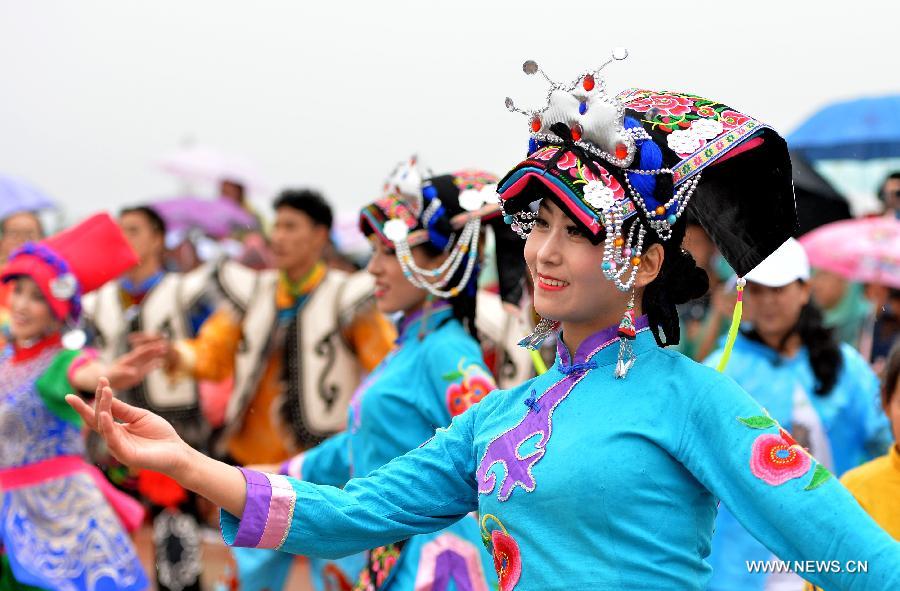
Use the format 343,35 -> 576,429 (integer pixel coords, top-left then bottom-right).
231,467 -> 273,548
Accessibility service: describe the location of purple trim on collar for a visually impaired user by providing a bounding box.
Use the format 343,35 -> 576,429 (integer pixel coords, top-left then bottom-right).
231,467 -> 271,548
557,315 -> 650,366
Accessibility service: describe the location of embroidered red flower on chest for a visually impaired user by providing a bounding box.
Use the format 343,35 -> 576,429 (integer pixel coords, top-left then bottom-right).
480,514 -> 522,591
491,530 -> 522,591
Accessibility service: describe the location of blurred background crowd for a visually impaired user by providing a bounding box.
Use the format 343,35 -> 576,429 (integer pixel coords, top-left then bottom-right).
1,2 -> 899,590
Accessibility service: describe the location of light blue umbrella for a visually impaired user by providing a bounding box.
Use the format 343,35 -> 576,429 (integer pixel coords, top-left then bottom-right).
788,95 -> 900,160
0,174 -> 57,220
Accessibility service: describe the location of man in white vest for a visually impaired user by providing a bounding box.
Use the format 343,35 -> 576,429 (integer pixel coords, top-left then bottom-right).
81,205 -> 220,591
149,190 -> 396,466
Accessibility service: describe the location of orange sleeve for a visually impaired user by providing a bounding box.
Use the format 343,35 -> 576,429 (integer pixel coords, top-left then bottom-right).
174,307 -> 242,381
343,304 -> 396,372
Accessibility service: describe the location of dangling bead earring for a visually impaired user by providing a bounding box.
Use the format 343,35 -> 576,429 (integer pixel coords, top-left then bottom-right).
518,316 -> 561,350
614,293 -> 637,378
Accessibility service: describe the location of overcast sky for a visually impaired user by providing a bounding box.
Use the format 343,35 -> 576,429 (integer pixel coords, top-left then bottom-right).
2,0 -> 898,225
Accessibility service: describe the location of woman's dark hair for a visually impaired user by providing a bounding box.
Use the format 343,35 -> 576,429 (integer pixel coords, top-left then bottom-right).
634,217 -> 710,348
882,341 -> 900,408
120,205 -> 167,237
744,297 -> 843,396
417,240 -> 479,341
274,189 -> 333,230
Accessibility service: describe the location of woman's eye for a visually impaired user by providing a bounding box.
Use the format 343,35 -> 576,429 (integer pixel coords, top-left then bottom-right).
566,225 -> 587,238
533,218 -> 549,229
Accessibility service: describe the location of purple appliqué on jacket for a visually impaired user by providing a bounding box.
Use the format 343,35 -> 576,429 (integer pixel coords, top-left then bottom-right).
476,316 -> 649,501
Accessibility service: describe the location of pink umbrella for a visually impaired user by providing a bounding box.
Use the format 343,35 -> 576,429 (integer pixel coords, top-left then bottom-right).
800,216 -> 900,288
153,196 -> 258,239
157,145 -> 266,191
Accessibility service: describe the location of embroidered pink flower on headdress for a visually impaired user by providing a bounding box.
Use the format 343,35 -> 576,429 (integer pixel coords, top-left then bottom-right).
555,152 -> 578,171
720,109 -> 751,129
749,432 -> 812,486
624,93 -> 694,116
532,146 -> 560,161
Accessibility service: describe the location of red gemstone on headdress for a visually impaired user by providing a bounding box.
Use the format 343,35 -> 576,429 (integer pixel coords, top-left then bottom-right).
571,123 -> 583,142
615,143 -> 628,160
583,75 -> 595,92
530,115 -> 542,133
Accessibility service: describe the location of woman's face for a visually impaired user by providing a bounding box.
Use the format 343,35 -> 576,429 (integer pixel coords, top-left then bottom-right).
744,280 -> 810,343
8,277 -> 59,342
809,269 -> 848,311
366,239 -> 440,315
523,199 -> 662,328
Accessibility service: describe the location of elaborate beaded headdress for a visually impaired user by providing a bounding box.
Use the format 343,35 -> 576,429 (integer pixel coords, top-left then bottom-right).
496,52 -> 797,374
498,51 -> 796,291
360,159 -> 515,300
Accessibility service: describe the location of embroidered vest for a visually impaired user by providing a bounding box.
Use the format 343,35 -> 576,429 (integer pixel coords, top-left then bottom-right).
82,265 -> 214,420
214,261 -> 375,451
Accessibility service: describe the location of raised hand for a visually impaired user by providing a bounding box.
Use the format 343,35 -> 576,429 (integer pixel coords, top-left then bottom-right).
128,332 -> 180,369
105,342 -> 169,390
127,332 -> 168,348
66,377 -> 190,475
67,379 -> 249,517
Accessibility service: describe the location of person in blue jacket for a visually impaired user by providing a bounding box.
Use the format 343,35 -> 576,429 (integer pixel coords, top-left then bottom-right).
68,58 -> 900,590
705,237 -> 890,591
222,163 -> 525,591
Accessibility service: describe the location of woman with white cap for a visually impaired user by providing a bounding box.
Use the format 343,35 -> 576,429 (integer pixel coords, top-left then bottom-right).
705,238 -> 891,591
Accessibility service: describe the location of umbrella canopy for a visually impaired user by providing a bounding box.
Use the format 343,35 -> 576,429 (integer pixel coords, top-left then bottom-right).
153,196 -> 258,239
788,95 -> 900,161
157,145 -> 266,192
790,151 -> 852,235
0,174 -> 56,220
799,216 -> 900,289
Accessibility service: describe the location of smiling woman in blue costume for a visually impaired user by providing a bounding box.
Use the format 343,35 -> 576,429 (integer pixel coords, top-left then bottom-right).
219,161 -> 527,591
68,53 -> 900,590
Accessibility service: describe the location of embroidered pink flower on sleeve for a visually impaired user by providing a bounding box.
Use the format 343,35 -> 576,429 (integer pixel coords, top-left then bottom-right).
749,433 -> 812,486
738,413 -> 833,491
447,374 -> 496,417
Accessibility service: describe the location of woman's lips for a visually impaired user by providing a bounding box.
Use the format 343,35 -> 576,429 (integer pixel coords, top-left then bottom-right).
537,274 -> 569,292
374,285 -> 389,298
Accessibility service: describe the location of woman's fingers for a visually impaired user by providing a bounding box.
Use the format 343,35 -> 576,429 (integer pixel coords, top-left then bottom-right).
65,394 -> 97,429
98,384 -> 114,425
93,377 -> 109,429
99,404 -> 127,460
110,396 -> 149,423
130,342 -> 168,364
128,332 -> 165,348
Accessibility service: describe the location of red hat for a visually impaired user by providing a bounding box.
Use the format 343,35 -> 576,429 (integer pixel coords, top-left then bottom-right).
1,213 -> 138,321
